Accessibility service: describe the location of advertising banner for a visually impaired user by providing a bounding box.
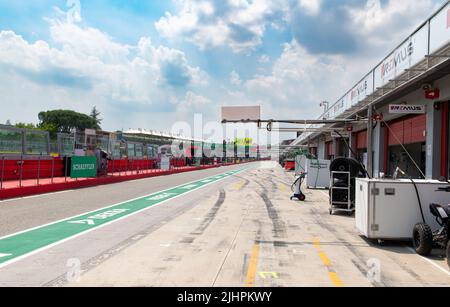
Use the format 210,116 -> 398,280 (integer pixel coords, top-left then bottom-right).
389,105 -> 426,114
71,156 -> 97,178
350,72 -> 374,106
375,24 -> 428,89
430,2 -> 450,53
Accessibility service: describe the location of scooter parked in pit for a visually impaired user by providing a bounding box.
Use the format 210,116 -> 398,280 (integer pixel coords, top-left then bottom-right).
413,187 -> 450,268
291,172 -> 307,202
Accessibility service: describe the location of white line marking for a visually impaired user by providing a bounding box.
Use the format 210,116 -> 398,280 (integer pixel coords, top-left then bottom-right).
0,168 -> 249,269
0,190 -> 74,203
407,247 -> 450,277
317,189 -> 450,278
0,253 -> 12,258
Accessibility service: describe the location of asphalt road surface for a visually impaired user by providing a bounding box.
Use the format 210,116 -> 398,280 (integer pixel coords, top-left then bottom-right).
0,162 -> 449,287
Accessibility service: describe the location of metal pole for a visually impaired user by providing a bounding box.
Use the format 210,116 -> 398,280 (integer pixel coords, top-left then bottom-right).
112,156 -> 115,177
19,155 -> 23,188
1,156 -> 4,190
367,106 -> 374,178
65,156 -> 68,183
51,158 -> 54,184
37,155 -> 41,186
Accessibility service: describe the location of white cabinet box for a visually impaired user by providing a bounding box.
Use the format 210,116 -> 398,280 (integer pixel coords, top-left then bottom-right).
305,159 -> 331,189
355,178 -> 450,240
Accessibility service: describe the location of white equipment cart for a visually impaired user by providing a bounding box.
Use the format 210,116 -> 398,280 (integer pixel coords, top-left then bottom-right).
355,178 -> 450,241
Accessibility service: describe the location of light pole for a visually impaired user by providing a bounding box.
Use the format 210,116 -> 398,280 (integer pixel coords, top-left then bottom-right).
320,101 -> 329,119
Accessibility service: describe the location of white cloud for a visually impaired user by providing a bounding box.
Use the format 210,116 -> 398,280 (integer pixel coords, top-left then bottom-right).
155,0 -> 288,53
0,19 -> 208,130
245,41 -> 347,112
258,55 -> 270,64
217,40 -> 371,121
298,0 -> 322,16
349,0 -> 439,47
229,70 -> 242,85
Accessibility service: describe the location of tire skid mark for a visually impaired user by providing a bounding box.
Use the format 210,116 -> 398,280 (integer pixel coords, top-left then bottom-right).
190,189 -> 226,236
43,203 -> 195,287
252,177 -> 287,239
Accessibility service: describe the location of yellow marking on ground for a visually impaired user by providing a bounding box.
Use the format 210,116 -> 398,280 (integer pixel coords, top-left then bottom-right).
235,181 -> 245,191
279,184 -> 285,193
312,237 -> 344,288
329,272 -> 344,288
244,245 -> 261,287
312,237 -> 321,249
318,252 -> 331,267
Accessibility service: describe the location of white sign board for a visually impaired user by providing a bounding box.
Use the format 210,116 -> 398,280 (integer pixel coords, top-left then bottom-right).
389,105 -> 426,114
85,129 -> 96,136
306,159 -> 331,189
350,72 -> 374,106
375,24 -> 428,89
160,156 -> 170,170
74,149 -> 85,157
430,3 -> 450,53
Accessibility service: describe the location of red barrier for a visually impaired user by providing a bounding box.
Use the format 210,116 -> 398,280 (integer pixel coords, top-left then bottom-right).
0,159 -> 263,200
107,159 -> 157,173
0,158 -> 64,180
0,165 -> 221,200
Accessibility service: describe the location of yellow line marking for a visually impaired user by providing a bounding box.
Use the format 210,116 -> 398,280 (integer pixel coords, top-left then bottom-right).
279,184 -> 285,193
329,272 -> 344,288
244,245 -> 260,287
235,181 -> 245,191
318,252 -> 331,267
312,237 -> 344,287
313,237 -> 321,249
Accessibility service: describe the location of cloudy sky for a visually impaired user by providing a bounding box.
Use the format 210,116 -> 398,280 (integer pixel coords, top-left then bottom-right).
0,0 -> 446,138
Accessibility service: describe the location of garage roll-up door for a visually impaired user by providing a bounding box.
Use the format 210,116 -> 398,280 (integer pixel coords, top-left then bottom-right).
356,131 -> 368,149
388,114 -> 427,146
326,141 -> 334,157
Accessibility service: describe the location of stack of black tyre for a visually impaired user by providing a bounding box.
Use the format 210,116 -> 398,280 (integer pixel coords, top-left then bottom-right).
330,158 -> 366,208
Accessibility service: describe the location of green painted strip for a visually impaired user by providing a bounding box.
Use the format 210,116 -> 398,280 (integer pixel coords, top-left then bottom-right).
0,168 -> 248,267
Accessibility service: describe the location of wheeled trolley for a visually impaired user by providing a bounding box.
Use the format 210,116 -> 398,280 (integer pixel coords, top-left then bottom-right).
329,171 -> 354,215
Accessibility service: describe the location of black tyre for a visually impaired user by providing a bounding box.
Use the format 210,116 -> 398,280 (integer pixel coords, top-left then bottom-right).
412,223 -> 433,256
446,241 -> 450,268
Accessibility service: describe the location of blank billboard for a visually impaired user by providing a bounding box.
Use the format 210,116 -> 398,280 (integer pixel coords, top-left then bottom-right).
222,106 -> 261,122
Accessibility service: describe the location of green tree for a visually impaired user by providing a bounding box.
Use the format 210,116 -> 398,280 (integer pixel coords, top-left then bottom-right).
38,110 -> 99,134
15,123 -> 37,129
90,106 -> 102,129
14,122 -> 58,139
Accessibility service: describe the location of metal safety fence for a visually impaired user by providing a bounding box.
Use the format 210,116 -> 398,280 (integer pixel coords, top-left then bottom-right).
0,155 -> 256,190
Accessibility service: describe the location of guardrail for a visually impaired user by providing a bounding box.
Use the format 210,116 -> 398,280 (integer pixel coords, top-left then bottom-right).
0,156 -> 259,190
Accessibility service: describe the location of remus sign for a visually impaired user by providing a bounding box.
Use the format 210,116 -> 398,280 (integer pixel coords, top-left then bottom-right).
71,156 -> 97,178
389,105 -> 426,114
